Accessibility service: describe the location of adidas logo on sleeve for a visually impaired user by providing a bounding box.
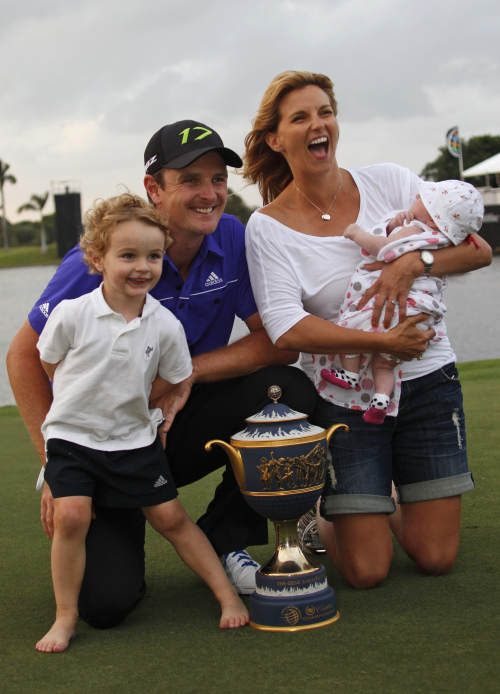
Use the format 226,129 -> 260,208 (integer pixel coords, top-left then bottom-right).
154,475 -> 168,488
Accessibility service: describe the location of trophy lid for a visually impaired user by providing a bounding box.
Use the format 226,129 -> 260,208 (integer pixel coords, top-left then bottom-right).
231,385 -> 324,442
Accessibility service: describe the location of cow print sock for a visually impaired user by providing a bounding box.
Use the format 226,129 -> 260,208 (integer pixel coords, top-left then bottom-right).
320,368 -> 360,390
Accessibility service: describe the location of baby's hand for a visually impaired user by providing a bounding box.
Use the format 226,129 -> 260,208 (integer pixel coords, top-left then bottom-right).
393,210 -> 415,228
344,223 -> 362,240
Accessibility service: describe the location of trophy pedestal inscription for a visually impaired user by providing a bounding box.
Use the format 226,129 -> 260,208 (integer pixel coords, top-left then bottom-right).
249,519 -> 339,631
205,386 -> 347,633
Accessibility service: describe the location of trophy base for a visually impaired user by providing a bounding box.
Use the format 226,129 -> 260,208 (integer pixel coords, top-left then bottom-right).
249,563 -> 339,631
248,518 -> 340,631
249,584 -> 339,632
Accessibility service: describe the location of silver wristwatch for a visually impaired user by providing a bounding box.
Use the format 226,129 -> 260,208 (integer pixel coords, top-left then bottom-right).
420,250 -> 434,277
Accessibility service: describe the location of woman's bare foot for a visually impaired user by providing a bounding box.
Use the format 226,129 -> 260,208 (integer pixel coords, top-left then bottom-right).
219,588 -> 250,629
36,616 -> 77,653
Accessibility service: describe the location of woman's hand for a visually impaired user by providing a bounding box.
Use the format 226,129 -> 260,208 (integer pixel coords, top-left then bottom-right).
384,313 -> 435,361
357,252 -> 421,328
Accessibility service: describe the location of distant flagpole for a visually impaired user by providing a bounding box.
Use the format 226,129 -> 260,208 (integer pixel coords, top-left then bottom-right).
446,126 -> 464,179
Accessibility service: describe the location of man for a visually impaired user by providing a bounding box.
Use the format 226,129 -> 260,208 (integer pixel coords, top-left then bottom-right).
7,120 -> 318,629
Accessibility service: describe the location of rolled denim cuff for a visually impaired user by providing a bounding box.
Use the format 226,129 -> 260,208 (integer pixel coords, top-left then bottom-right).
396,472 -> 474,503
321,493 -> 396,518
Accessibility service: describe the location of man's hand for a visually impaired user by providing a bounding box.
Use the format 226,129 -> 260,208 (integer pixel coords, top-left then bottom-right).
357,252 -> 420,328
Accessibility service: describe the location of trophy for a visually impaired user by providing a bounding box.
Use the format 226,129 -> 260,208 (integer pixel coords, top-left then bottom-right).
205,385 -> 348,632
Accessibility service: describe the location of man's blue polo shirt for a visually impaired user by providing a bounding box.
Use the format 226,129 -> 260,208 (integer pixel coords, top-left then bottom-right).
28,214 -> 258,357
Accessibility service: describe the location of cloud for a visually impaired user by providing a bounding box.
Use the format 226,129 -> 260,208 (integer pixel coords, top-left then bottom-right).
2,0 -> 499,220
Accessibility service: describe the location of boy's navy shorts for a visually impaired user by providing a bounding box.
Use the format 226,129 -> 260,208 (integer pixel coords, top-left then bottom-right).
45,436 -> 178,508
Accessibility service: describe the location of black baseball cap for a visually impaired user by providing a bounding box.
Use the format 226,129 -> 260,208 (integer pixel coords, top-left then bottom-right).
144,119 -> 243,174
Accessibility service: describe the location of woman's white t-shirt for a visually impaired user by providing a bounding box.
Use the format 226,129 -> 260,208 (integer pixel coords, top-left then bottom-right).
245,163 -> 456,408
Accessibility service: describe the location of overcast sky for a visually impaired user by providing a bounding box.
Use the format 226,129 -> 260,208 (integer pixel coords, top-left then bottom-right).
2,0 -> 499,223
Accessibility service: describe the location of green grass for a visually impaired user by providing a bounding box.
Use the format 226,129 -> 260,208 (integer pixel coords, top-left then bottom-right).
1,360 -> 499,693
0,243 -> 60,268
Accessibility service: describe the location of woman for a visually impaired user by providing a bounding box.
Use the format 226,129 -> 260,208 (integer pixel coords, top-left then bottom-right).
243,71 -> 491,589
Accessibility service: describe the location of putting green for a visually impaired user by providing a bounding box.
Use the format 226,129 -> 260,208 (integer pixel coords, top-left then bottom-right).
1,361 -> 498,693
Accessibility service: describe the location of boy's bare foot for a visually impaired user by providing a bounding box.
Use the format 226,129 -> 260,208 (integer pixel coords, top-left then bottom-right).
219,589 -> 250,629
36,617 -> 77,653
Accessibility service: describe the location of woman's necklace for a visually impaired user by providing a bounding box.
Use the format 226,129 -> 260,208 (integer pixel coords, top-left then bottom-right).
293,173 -> 343,221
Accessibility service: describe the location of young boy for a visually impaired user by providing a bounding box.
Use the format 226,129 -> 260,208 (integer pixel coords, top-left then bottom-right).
315,180 -> 484,423
36,193 -> 249,653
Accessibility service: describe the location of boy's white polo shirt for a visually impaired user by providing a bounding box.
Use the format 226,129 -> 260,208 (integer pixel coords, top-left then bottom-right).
38,285 -> 192,451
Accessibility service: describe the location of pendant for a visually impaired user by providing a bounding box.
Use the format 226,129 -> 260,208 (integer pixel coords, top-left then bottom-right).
322,214 -> 331,221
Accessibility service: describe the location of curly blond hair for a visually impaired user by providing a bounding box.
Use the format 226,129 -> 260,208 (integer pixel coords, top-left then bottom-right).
243,71 -> 338,205
80,192 -> 171,274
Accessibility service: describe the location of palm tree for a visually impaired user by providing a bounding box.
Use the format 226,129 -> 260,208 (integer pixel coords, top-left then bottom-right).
0,160 -> 17,252
18,192 -> 50,253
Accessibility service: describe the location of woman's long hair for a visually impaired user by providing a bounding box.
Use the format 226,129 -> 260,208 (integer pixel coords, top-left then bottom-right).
243,71 -> 338,205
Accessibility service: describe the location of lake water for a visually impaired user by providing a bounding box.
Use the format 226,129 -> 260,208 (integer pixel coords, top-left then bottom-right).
1,259 -> 499,407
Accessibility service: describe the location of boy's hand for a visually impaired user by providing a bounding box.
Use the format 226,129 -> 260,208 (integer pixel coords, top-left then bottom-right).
41,481 -> 96,539
159,429 -> 167,449
41,482 -> 55,539
152,376 -> 194,441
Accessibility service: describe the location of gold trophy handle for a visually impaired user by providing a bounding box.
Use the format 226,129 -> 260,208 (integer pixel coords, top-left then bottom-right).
325,423 -> 349,447
205,440 -> 246,490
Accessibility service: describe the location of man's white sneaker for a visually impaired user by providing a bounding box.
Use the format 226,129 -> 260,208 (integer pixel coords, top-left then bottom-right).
220,550 -> 260,594
297,508 -> 325,553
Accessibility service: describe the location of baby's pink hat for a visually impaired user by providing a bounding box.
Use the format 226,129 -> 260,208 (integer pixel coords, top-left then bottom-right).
419,180 -> 484,245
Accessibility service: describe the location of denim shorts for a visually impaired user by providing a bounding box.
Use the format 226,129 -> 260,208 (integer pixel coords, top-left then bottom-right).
314,363 -> 474,517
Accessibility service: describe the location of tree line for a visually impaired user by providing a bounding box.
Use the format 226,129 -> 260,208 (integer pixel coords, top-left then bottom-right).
2,135 -> 499,252
0,160 -> 54,253
419,134 -> 500,184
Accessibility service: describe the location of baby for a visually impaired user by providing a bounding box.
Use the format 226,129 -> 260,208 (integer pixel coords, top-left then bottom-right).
316,180 -> 484,423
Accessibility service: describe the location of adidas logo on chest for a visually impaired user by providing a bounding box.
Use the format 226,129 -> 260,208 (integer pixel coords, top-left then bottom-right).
205,272 -> 223,287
